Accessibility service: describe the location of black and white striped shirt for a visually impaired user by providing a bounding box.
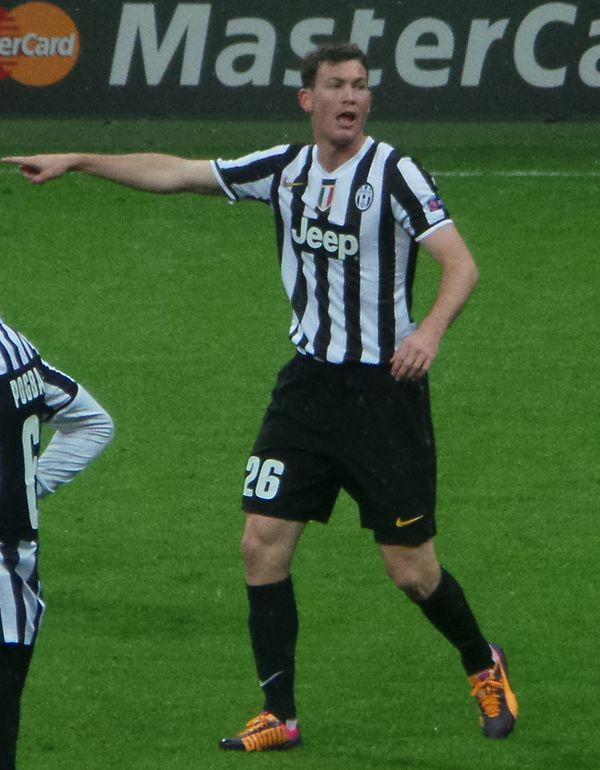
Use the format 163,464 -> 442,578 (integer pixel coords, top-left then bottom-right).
0,319 -> 113,645
212,137 -> 452,364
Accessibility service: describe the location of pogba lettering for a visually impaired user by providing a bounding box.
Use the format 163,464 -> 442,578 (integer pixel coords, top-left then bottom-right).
9,368 -> 45,409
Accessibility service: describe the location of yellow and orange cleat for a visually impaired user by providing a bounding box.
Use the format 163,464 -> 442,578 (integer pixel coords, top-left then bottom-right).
469,643 -> 518,738
219,711 -> 302,752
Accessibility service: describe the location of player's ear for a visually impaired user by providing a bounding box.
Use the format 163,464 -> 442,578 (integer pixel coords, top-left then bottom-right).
298,88 -> 312,114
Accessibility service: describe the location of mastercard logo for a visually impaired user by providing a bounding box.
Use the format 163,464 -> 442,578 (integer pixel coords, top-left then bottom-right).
0,2 -> 79,86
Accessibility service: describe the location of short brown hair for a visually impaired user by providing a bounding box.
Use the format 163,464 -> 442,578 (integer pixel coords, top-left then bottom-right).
300,42 -> 368,88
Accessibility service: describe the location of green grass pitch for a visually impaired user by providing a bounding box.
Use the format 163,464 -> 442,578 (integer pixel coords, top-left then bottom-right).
0,118 -> 598,769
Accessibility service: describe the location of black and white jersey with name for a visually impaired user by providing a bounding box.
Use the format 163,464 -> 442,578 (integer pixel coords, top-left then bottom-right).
0,318 -> 113,645
211,137 -> 452,365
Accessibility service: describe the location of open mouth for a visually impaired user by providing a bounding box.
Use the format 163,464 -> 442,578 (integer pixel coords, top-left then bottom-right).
336,111 -> 357,127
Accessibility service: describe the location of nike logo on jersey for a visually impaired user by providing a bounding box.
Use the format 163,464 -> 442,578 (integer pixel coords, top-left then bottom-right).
282,178 -> 306,188
395,514 -> 424,528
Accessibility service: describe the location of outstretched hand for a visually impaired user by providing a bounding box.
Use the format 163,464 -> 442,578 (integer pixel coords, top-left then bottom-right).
1,154 -> 75,184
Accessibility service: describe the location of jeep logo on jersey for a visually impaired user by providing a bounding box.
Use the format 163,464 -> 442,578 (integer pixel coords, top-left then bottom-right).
0,2 -> 80,86
291,216 -> 359,261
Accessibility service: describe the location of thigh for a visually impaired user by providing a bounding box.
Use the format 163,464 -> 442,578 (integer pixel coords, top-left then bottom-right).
340,373 -> 437,544
244,356 -> 345,523
242,447 -> 340,523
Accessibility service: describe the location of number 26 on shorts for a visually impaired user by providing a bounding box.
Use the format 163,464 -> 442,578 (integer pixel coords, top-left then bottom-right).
243,456 -> 285,500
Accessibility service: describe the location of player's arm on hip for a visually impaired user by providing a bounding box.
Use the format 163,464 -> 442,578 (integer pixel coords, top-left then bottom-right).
1,153 -> 224,195
419,222 -> 479,333
390,223 -> 478,381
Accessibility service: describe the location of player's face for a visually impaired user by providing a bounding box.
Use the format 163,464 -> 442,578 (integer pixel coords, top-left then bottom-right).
299,59 -> 372,155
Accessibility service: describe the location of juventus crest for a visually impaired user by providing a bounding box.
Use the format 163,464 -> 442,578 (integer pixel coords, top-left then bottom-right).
355,183 -> 374,211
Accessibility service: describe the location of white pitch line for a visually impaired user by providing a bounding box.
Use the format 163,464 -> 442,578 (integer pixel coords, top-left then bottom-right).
433,169 -> 600,178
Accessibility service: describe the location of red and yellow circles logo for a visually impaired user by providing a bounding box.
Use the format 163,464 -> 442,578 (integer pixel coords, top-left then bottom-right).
0,2 -> 79,86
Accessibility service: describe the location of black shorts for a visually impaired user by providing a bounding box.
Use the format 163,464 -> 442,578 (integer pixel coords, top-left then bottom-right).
242,354 -> 436,546
0,644 -> 33,770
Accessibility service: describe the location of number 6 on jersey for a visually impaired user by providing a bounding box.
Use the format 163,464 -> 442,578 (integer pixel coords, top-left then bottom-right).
243,456 -> 285,500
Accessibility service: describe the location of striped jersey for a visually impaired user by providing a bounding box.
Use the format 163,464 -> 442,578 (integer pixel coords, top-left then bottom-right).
0,319 -> 77,645
211,137 -> 452,364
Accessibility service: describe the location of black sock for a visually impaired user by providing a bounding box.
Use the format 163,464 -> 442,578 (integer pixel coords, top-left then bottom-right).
247,576 -> 298,721
415,568 -> 493,676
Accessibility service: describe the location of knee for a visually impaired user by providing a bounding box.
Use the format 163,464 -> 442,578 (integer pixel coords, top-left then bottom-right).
384,561 -> 441,602
241,515 -> 305,584
380,540 -> 441,602
241,527 -> 278,584
241,526 -> 265,569
240,517 -> 297,585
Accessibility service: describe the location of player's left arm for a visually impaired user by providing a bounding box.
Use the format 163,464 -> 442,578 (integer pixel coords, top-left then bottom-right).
390,223 -> 478,381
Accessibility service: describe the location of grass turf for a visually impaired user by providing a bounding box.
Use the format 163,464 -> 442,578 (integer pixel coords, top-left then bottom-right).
0,119 -> 598,769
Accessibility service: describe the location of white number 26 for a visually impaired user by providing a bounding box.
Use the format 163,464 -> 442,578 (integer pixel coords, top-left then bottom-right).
243,456 -> 285,500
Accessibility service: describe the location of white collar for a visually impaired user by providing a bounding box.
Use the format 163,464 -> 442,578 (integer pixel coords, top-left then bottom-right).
312,136 -> 374,177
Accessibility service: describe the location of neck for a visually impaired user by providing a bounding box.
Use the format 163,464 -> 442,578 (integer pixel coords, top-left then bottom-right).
315,136 -> 367,173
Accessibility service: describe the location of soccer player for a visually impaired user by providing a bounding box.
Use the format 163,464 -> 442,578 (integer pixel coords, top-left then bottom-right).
0,317 -> 113,770
3,42 -> 518,751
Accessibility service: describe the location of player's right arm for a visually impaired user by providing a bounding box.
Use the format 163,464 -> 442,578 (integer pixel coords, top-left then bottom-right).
1,153 -> 223,195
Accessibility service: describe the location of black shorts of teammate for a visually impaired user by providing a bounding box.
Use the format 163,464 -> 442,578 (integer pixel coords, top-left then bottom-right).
0,644 -> 33,770
242,353 -> 437,546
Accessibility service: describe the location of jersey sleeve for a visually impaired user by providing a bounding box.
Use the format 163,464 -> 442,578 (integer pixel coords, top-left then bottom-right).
36,384 -> 114,498
37,356 -> 79,418
389,156 -> 453,241
210,144 -> 295,203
